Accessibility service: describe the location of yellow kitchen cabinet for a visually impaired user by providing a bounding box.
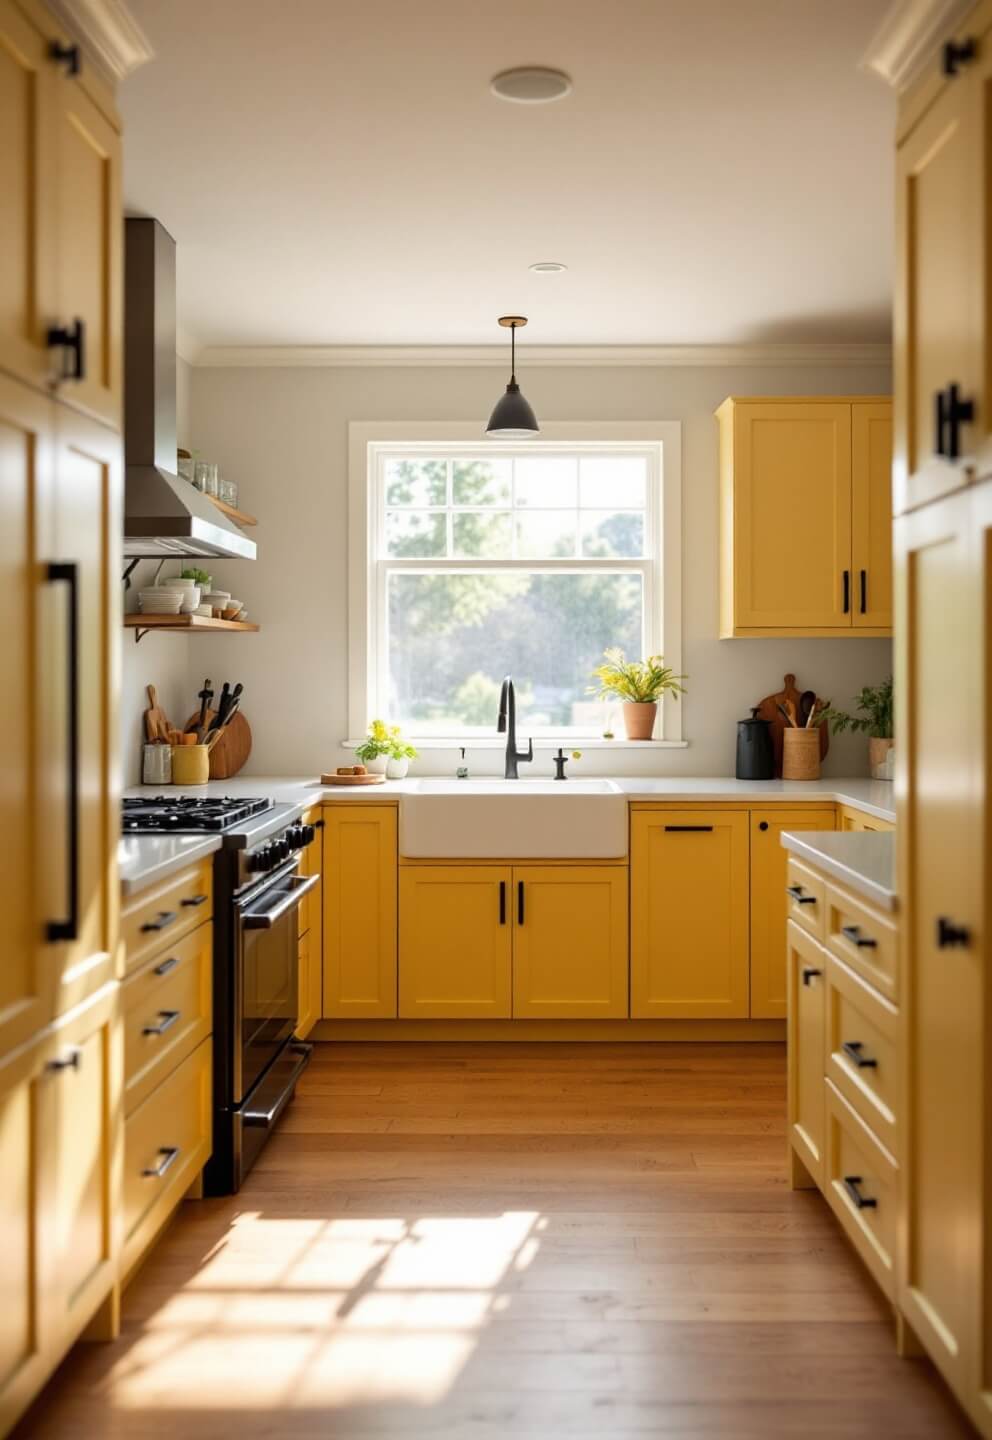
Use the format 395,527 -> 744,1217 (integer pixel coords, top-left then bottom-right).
323,806 -> 397,1018
399,866 -> 512,1018
512,866 -> 628,1019
750,808 -> 836,1019
296,808 -> 323,1039
717,397 -> 892,637
786,920 -> 826,1188
0,1025 -> 46,1433
631,809 -> 748,1019
837,805 -> 893,834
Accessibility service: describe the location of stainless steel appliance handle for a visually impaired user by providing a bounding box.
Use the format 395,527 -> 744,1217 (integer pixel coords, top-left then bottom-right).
241,872 -> 319,930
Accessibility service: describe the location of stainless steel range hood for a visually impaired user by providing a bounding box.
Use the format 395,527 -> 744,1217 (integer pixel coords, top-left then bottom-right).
124,218 -> 256,561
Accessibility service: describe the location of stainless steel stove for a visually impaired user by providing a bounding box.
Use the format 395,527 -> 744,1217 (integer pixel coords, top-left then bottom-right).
122,794 -> 273,833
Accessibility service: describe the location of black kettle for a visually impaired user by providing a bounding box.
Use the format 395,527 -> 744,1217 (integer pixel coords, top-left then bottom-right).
736,708 -> 774,780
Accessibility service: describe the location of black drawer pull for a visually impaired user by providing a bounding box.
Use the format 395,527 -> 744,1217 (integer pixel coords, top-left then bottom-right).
841,924 -> 877,949
45,561 -> 80,943
786,885 -> 816,905
498,880 -> 506,926
143,1146 -> 181,1180
153,956 -> 180,977
517,880 -> 525,925
801,967 -> 821,987
47,317 -> 86,381
936,916 -> 970,949
49,40 -> 81,75
45,1047 -> 81,1073
841,1041 -> 877,1069
842,569 -> 850,614
181,892 -> 209,908
143,1009 -> 181,1037
859,569 -> 867,615
943,36 -> 977,76
141,910 -> 177,933
665,825 -> 713,832
843,1175 -> 877,1210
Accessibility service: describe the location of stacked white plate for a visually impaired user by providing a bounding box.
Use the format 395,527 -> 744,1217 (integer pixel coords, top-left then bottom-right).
161,578 -> 201,613
138,589 -> 184,615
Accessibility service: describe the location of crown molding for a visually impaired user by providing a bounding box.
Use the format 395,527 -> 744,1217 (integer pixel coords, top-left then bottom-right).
192,341 -> 892,370
860,0 -> 972,91
49,0 -> 154,82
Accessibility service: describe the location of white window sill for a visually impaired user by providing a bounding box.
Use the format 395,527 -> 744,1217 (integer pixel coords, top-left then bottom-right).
342,737 -> 689,750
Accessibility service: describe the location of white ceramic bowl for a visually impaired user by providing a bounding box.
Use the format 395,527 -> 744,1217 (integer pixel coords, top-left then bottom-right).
203,590 -> 230,607
162,577 -> 197,590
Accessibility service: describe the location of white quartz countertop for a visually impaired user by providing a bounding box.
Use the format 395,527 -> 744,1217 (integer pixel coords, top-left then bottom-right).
118,833 -> 223,897
780,830 -> 896,912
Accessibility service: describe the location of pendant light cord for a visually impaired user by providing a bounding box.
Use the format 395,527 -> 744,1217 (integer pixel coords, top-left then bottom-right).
510,322 -> 516,384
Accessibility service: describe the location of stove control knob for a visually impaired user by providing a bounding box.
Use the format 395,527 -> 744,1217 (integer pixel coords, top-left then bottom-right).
302,824 -> 316,846
247,846 -> 268,873
274,838 -> 290,862
287,825 -> 303,850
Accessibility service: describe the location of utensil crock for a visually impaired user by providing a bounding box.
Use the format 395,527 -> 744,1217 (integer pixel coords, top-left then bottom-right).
171,744 -> 210,786
782,728 -> 820,781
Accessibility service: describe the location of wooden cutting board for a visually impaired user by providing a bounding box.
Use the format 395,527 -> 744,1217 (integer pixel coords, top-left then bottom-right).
144,685 -> 170,742
754,673 -> 829,778
184,708 -> 252,780
321,772 -> 386,786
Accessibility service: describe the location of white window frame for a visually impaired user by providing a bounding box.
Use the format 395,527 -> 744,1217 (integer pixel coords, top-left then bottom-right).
347,421 -> 684,747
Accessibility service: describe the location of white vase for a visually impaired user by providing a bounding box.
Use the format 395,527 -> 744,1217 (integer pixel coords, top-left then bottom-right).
386,756 -> 409,779
365,754 -> 388,775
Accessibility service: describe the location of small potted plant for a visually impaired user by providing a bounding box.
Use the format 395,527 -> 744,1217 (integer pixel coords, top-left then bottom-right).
355,719 -> 392,775
588,648 -> 687,740
386,731 -> 418,780
819,677 -> 894,780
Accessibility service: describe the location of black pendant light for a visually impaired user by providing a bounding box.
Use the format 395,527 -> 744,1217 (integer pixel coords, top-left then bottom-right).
486,315 -> 539,438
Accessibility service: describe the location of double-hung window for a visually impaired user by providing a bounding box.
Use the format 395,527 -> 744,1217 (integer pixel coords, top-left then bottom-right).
349,423 -> 682,743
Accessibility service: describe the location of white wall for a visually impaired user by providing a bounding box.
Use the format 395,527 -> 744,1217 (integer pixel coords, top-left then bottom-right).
120,355 -> 194,783
180,360 -> 892,780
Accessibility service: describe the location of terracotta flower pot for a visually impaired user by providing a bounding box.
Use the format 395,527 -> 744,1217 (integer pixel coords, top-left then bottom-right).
868,737 -> 894,781
622,702 -> 658,740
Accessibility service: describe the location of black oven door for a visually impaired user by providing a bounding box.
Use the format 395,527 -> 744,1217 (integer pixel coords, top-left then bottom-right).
234,866 -> 319,1104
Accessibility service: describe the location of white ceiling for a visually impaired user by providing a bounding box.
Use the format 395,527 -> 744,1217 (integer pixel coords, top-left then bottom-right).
120,0 -> 896,353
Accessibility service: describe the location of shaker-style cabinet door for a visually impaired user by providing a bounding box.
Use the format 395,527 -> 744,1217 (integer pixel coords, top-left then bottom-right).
399,866 -> 512,1018
512,866 -> 628,1019
750,808 -> 836,1019
323,807 -> 397,1018
851,401 -> 893,629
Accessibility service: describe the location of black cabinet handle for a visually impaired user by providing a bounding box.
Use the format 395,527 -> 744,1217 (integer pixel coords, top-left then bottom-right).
935,382 -> 974,459
45,562 -> 79,944
936,915 -> 971,949
842,569 -> 850,614
45,1047 -> 81,1073
841,1040 -> 878,1069
841,924 -> 877,949
49,40 -> 81,75
786,885 -> 816,905
141,910 -> 178,934
142,1146 -> 181,1180
801,967 -> 821,987
665,825 -> 713,832
143,1009 -> 181,1037
943,36 -> 977,75
47,318 -> 86,381
843,1175 -> 877,1210
153,956 -> 180,977
498,880 -> 506,926
859,569 -> 867,615
517,880 -> 525,926
181,893 -> 209,908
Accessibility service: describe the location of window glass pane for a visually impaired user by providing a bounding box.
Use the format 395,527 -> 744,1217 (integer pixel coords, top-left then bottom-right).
386,511 -> 447,557
453,511 -> 512,558
384,458 -> 447,507
514,456 -> 577,508
581,511 -> 645,558
515,511 -> 577,558
453,459 -> 511,507
387,570 -> 643,734
579,456 -> 647,509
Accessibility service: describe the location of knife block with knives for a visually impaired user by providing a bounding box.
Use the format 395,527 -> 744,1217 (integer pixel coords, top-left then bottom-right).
184,679 -> 252,779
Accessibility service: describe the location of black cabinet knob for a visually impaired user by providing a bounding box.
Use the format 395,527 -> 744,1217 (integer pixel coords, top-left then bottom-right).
49,41 -> 80,75
943,36 -> 977,75
758,821 -> 769,832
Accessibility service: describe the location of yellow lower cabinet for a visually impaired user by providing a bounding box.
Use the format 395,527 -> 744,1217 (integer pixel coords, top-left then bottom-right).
823,1078 -> 898,1302
786,920 -> 826,1188
512,866 -> 628,1019
631,809 -> 749,1018
750,808 -> 836,1018
399,867 -> 512,1018
296,928 -> 318,1040
323,806 -> 397,1018
0,1029 -> 46,1434
838,805 -> 893,834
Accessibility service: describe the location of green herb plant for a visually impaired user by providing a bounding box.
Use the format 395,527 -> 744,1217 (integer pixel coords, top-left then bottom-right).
588,648 -> 687,705
819,677 -> 893,739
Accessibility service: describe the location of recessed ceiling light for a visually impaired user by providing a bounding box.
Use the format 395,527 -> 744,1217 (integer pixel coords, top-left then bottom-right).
529,261 -> 568,273
490,67 -> 572,103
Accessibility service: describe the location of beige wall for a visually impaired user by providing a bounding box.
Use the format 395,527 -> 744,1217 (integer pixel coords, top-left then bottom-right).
164,359 -> 894,781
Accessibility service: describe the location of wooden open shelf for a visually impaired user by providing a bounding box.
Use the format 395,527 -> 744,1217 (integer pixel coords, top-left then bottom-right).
125,613 -> 260,643
207,494 -> 257,527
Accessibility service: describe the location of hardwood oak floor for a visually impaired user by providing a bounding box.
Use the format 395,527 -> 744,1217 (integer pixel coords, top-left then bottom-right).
16,1042 -> 973,1439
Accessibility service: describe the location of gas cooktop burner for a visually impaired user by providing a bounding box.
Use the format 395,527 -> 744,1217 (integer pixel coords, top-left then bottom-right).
122,796 -> 274,833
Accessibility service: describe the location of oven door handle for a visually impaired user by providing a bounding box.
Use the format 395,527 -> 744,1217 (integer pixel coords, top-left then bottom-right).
241,872 -> 319,929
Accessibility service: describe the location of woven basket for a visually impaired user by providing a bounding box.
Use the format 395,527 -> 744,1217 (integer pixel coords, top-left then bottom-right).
782,728 -> 821,781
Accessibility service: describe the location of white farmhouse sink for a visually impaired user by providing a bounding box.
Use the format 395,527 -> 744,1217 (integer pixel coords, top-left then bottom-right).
399,778 -> 627,859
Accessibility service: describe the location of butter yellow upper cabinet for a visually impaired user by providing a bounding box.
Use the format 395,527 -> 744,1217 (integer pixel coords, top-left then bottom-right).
399,867 -> 512,1018
323,806 -> 397,1018
750,808 -> 836,1019
631,810 -> 748,1019
512,866 -> 628,1019
717,397 -> 892,637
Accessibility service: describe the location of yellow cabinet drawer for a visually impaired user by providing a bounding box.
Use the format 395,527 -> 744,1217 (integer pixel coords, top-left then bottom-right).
823,1078 -> 898,1301
123,1037 -> 212,1277
825,954 -> 899,1157
824,882 -> 897,1003
122,861 -> 213,975
123,923 -> 212,1115
785,858 -> 827,942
